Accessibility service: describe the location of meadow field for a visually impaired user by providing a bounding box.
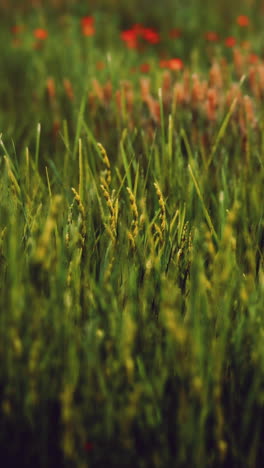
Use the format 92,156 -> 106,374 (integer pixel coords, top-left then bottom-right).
0,1 -> 264,467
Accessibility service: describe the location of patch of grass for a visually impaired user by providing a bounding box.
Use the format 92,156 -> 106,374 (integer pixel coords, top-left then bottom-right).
0,3 -> 264,467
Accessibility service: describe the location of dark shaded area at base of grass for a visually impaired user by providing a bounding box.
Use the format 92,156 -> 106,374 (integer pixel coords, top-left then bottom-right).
1,359 -> 264,467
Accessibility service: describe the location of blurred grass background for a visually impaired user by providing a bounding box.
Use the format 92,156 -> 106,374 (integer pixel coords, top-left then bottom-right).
0,0 -> 262,29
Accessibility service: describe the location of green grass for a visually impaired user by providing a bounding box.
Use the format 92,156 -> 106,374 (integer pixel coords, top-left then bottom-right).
1,3 -> 264,467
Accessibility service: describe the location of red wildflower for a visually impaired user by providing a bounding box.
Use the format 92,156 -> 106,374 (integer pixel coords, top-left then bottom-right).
168,58 -> 183,70
160,58 -> 183,71
81,16 -> 94,27
225,36 -> 236,47
205,31 -> 219,42
141,27 -> 160,44
34,28 -> 48,40
121,24 -> 160,48
140,63 -> 151,73
81,16 -> 95,36
120,29 -> 138,49
236,15 -> 250,27
169,28 -> 181,39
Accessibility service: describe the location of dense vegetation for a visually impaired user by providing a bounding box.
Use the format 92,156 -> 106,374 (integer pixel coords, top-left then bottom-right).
0,1 -> 264,467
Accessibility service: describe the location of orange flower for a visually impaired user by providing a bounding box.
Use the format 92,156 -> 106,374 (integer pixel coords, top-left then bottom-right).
236,15 -> 250,27
81,16 -> 95,36
168,58 -> 183,70
160,58 -> 183,71
225,36 -> 236,47
34,28 -> 48,40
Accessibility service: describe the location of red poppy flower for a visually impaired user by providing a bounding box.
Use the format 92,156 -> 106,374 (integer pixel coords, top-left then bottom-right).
120,29 -> 138,49
34,28 -> 48,40
121,24 -> 160,48
140,63 -> 151,73
168,58 -> 183,70
141,27 -> 160,44
225,36 -> 236,47
81,16 -> 94,27
169,28 -> 181,39
205,31 -> 219,42
159,58 -> 183,70
81,16 -> 95,36
121,29 -> 137,41
236,15 -> 250,27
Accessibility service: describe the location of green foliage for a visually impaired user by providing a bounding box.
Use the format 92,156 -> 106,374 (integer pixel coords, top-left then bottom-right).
0,3 -> 264,468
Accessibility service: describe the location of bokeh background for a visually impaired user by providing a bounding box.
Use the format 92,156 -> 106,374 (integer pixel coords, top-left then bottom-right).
0,0 -> 263,30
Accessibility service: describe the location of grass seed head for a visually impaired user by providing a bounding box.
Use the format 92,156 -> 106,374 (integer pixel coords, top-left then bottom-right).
154,181 -> 166,235
71,187 -> 86,247
126,187 -> 139,243
97,142 -> 111,187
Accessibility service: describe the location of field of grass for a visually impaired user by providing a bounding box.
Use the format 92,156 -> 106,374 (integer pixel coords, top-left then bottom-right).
0,2 -> 264,467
